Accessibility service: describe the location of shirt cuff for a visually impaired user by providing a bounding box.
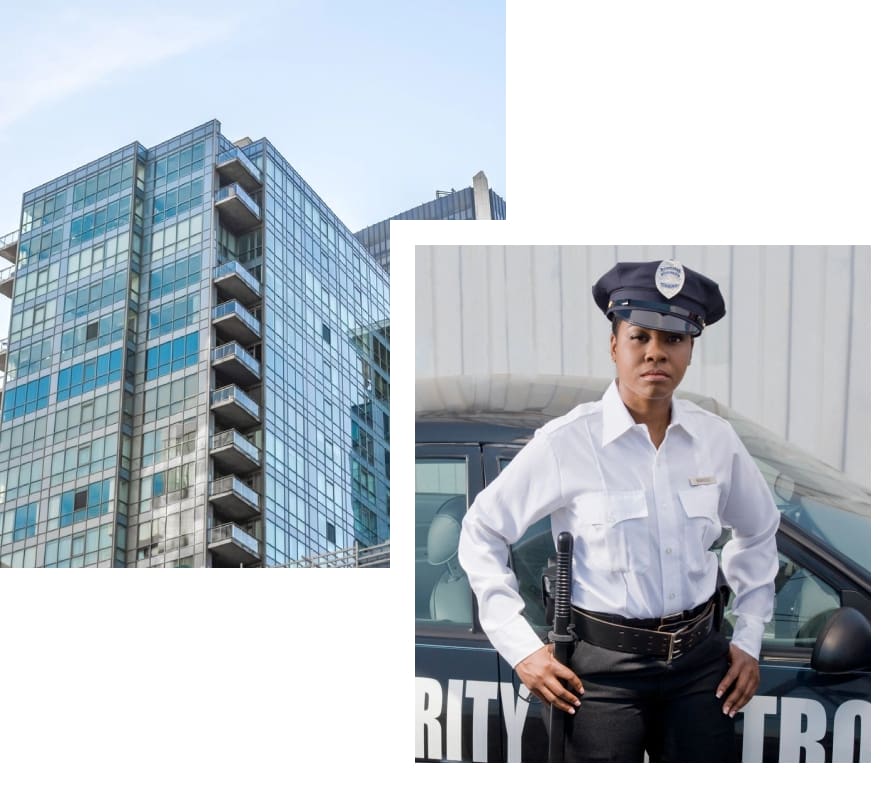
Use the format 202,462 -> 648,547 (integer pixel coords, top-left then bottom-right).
490,616 -> 548,670
730,613 -> 766,660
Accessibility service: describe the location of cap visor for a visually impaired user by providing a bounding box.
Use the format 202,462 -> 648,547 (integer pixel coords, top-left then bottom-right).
613,308 -> 701,336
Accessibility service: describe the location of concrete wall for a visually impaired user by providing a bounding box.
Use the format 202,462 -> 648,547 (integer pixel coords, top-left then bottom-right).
415,245 -> 870,487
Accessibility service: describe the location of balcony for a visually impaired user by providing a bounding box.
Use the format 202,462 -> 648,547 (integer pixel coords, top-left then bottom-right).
0,266 -> 14,299
208,521 -> 261,567
212,341 -> 261,387
212,300 -> 261,345
0,338 -> 7,373
0,230 -> 18,264
216,148 -> 263,193
214,260 -> 261,305
210,429 -> 261,475
210,384 -> 261,429
216,184 -> 261,233
209,475 -> 261,521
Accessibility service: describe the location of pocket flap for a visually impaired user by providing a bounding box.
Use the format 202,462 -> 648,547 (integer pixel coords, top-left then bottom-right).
606,490 -> 648,524
678,485 -> 720,519
576,490 -> 648,526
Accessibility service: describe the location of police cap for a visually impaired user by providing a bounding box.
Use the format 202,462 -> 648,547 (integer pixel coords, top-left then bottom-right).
592,260 -> 725,337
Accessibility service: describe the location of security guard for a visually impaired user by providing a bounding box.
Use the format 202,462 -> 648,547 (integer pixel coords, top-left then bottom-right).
458,260 -> 779,762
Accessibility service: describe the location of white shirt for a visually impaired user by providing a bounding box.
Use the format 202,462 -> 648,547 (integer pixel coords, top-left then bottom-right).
458,380 -> 780,669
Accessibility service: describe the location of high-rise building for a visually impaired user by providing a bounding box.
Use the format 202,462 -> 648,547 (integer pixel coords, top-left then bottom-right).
0,120 -> 390,568
354,171 -> 505,273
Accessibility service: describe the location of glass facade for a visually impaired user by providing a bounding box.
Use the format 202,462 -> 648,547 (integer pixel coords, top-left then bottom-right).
0,120 -> 389,568
354,179 -> 506,273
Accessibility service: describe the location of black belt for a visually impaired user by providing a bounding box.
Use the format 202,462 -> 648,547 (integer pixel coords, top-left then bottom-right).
571,598 -> 716,662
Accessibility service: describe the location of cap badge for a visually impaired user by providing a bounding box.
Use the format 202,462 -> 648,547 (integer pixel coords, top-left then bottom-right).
655,260 -> 685,299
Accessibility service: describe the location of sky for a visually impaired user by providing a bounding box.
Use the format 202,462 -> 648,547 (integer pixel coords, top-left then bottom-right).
0,0 -> 505,337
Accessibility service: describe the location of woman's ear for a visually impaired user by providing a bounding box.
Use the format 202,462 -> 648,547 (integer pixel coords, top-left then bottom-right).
609,332 -> 617,363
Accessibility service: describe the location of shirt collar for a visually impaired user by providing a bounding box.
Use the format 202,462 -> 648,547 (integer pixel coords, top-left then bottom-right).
601,380 -> 697,446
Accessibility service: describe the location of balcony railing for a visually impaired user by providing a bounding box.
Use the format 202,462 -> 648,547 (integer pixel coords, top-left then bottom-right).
0,230 -> 19,263
209,475 -> 261,520
208,521 -> 261,566
209,428 -> 261,474
214,260 -> 261,304
212,341 -> 261,386
272,540 -> 391,568
211,428 -> 259,459
212,299 -> 261,344
216,144 -> 263,192
215,184 -> 261,233
0,266 -> 15,298
210,384 -> 261,428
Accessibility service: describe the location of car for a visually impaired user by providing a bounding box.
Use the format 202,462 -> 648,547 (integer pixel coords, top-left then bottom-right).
414,383 -> 870,763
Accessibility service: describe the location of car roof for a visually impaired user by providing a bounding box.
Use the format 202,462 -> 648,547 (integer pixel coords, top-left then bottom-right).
416,379 -> 725,444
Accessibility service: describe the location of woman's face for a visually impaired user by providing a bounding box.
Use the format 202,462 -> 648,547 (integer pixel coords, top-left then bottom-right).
610,319 -> 693,405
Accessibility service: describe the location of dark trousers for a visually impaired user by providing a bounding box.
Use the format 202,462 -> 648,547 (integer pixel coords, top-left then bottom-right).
546,631 -> 738,762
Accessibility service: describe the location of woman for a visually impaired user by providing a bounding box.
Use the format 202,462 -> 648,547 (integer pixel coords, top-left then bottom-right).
458,260 -> 779,762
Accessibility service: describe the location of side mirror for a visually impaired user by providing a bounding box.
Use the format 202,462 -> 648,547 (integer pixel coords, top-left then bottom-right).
811,606 -> 870,674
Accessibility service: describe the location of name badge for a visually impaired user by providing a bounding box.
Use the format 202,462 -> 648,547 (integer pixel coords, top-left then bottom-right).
689,476 -> 717,486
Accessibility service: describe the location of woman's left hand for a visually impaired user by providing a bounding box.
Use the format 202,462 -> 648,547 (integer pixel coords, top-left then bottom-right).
715,644 -> 760,717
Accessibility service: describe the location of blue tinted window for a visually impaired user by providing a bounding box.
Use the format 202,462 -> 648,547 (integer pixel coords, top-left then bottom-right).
13,502 -> 39,541
145,331 -> 200,381
57,348 -> 123,402
148,253 -> 202,301
1,374 -> 52,421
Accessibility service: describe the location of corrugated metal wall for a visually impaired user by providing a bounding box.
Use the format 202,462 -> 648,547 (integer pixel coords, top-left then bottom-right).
415,245 -> 870,487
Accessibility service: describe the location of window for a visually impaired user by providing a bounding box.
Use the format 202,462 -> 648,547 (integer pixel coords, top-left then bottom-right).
326,521 -> 336,544
56,348 -> 123,401
322,323 -> 331,344
1,375 -> 52,421
86,321 -> 99,340
151,177 -> 204,224
147,293 -> 199,340
145,331 -> 200,381
70,196 -> 132,245
4,338 -> 54,382
54,479 -> 113,528
415,457 -> 471,625
10,502 -> 39,541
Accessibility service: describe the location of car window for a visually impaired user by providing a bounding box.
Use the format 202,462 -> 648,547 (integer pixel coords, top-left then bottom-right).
415,457 -> 473,625
763,550 -> 840,647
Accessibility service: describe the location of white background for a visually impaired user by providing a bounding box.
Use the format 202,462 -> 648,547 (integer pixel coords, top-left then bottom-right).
2,1 -> 889,784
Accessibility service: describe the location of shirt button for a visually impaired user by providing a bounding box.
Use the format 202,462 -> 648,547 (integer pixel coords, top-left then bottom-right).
665,547 -> 673,554
669,593 -> 677,600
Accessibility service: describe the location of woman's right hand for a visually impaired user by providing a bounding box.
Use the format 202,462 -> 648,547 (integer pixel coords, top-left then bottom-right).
515,644 -> 585,714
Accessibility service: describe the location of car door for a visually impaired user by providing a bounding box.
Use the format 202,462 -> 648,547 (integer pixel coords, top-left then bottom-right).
415,443 -> 510,762
733,524 -> 870,762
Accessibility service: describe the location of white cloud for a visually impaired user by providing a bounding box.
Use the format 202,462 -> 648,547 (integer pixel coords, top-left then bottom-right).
0,11 -> 236,130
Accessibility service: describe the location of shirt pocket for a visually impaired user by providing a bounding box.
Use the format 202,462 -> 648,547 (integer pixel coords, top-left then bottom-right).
677,485 -> 722,575
575,490 -> 648,572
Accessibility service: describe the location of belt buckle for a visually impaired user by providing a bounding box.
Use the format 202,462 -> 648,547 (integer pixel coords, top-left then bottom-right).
666,625 -> 687,662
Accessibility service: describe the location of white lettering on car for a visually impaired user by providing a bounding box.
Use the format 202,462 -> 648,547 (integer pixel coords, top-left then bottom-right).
501,682 -> 532,763
741,695 -> 871,762
418,679 -> 870,762
832,699 -> 871,762
415,677 -> 442,760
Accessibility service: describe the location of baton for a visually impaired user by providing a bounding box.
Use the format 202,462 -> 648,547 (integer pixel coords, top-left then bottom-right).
547,531 -> 574,763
